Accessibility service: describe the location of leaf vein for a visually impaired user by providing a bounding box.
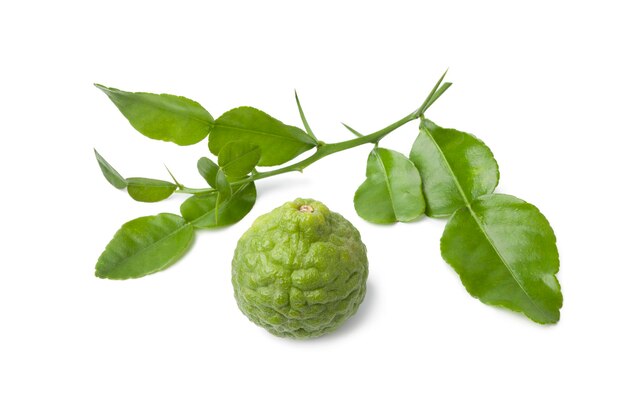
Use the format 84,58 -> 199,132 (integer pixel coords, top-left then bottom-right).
466,206 -> 551,320
422,125 -> 471,207
99,219 -> 190,275
213,123 -> 314,146
373,150 -> 399,219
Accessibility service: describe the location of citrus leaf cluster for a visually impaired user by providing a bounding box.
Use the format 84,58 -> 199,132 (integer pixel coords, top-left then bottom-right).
351,117 -> 561,323
92,72 -> 562,325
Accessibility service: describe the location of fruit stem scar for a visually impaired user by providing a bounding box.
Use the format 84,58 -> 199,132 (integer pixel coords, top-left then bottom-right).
299,205 -> 315,213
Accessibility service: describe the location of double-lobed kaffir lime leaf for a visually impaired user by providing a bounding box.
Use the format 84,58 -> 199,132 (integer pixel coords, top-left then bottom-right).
354,147 -> 425,224
95,213 -> 194,279
441,194 -> 562,324
95,84 -> 214,146
93,150 -> 177,202
181,182 -> 257,228
410,119 -> 561,323
209,107 -> 317,166
409,119 -> 499,217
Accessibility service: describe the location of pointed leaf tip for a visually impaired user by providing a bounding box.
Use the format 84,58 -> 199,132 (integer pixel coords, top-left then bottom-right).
96,84 -> 213,146
94,149 -> 127,190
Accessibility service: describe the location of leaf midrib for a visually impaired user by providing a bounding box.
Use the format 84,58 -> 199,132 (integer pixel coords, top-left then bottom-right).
128,182 -> 176,189
213,122 -> 315,146
466,204 -> 553,321
422,126 -> 471,207
106,88 -> 213,127
373,150 -> 399,219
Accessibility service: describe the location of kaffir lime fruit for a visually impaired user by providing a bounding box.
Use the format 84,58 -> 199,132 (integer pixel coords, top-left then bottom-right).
231,198 -> 368,339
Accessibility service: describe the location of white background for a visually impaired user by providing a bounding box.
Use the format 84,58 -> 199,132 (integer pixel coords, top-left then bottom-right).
1,1 -> 625,415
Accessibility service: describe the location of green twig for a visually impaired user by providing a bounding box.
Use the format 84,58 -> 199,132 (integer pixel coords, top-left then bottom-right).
176,71 -> 450,195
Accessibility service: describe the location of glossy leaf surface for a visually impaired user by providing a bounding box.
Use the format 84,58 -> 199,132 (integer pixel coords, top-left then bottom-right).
127,177 -> 177,202
95,213 -> 194,279
209,107 -> 317,166
95,84 -> 213,146
354,147 -> 425,224
410,119 -> 499,217
217,141 -> 261,177
197,157 -> 218,188
180,183 -> 256,228
94,149 -> 127,189
441,194 -> 561,324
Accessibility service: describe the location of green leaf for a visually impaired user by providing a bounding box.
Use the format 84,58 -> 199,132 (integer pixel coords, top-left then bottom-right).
95,213 -> 194,279
94,149 -> 127,189
354,147 -> 425,224
197,157 -> 218,188
95,84 -> 214,146
215,170 -> 231,201
180,182 -> 257,228
217,141 -> 261,177
126,177 -> 177,202
441,194 -> 562,324
409,119 -> 499,217
209,107 -> 317,166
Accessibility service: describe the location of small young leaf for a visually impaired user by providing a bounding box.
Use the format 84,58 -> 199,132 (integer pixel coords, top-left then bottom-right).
94,149 -> 127,189
209,107 -> 317,166
217,141 -> 261,177
354,148 -> 425,224
95,213 -> 194,279
410,119 -> 499,217
215,170 -> 231,201
127,177 -> 177,202
95,84 -> 214,146
197,157 -> 219,188
180,183 -> 257,228
441,193 -> 562,324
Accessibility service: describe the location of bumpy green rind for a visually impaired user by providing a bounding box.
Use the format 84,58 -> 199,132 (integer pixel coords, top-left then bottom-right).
232,198 -> 368,339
